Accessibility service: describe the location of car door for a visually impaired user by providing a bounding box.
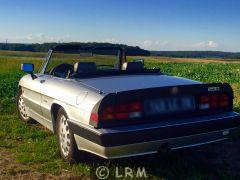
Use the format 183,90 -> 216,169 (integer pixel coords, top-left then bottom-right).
22,74 -> 46,117
40,75 -> 71,123
40,75 -> 57,121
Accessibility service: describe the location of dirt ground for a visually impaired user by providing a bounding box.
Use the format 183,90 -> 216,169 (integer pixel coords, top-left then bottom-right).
188,140 -> 240,178
0,148 -> 88,180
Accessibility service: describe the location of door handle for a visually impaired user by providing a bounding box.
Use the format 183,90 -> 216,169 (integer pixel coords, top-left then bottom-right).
40,80 -> 45,84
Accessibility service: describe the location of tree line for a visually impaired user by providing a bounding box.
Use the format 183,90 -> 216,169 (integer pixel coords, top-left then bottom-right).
0,42 -> 150,56
1,42 -> 239,58
151,51 -> 240,59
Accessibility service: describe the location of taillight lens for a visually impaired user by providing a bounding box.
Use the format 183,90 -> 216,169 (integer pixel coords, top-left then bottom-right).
116,102 -> 142,119
101,107 -> 115,120
95,101 -> 142,121
199,93 -> 230,110
90,112 -> 98,122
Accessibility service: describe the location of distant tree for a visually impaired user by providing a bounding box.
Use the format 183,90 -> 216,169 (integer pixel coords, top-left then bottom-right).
0,42 -> 150,56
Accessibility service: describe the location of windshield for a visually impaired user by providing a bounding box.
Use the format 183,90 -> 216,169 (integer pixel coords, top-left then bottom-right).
45,50 -> 120,74
42,47 -> 157,78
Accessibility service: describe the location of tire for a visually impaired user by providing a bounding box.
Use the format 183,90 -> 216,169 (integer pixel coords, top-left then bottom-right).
56,108 -> 78,163
17,89 -> 31,123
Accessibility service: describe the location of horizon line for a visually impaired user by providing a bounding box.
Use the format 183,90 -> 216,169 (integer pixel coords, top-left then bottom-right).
0,41 -> 239,53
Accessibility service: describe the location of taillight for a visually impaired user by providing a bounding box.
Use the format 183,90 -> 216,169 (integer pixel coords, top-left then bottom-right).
116,102 -> 142,119
199,93 -> 230,110
93,101 -> 142,122
90,112 -> 98,122
101,106 -> 115,120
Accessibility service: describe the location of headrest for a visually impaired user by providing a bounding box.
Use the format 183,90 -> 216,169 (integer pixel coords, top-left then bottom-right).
122,62 -> 144,71
74,62 -> 97,73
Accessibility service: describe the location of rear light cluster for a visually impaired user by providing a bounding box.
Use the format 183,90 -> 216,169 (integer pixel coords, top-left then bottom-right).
199,93 -> 230,110
91,101 -> 142,122
90,93 -> 231,124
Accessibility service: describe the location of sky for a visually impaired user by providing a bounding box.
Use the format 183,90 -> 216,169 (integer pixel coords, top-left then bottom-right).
0,0 -> 240,52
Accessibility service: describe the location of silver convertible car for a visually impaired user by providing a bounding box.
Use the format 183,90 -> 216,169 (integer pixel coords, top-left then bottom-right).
18,44 -> 240,162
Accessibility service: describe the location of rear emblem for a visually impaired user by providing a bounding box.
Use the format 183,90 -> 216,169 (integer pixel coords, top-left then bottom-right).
208,87 -> 220,92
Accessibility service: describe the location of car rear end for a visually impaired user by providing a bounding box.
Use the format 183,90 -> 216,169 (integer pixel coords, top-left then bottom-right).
68,83 -> 240,159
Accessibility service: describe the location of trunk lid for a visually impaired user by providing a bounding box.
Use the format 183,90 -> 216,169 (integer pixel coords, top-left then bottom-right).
79,74 -> 201,93
90,82 -> 233,128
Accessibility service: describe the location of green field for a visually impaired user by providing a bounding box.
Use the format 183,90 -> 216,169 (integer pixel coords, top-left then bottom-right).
0,50 -> 240,179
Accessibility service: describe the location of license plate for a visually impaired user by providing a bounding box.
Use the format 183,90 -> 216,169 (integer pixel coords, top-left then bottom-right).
144,96 -> 196,116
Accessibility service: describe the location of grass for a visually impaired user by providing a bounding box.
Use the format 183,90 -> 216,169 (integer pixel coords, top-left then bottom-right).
0,115 -> 89,176
0,50 -> 240,179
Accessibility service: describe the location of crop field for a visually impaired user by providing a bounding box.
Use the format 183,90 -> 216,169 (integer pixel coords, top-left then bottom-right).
0,50 -> 240,179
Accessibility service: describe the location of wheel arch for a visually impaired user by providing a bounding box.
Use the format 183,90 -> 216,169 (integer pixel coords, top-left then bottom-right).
51,103 -> 62,134
51,101 -> 70,134
17,85 -> 23,93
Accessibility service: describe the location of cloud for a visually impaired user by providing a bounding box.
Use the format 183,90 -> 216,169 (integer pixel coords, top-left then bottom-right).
193,40 -> 218,50
99,38 -> 121,44
142,40 -> 154,49
0,35 -> 222,51
139,40 -> 220,51
141,40 -> 169,50
0,33 -> 71,43
208,41 -> 218,48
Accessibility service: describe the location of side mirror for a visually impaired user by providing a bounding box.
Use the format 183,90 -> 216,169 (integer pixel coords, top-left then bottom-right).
21,63 -> 37,79
21,63 -> 34,73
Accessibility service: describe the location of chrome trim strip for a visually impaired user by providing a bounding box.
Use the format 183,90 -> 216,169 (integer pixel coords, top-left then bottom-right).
108,138 -> 227,159
40,49 -> 53,74
171,138 -> 227,150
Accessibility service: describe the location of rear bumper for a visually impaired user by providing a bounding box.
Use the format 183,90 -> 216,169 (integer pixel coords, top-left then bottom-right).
74,128 -> 238,159
68,112 -> 240,159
